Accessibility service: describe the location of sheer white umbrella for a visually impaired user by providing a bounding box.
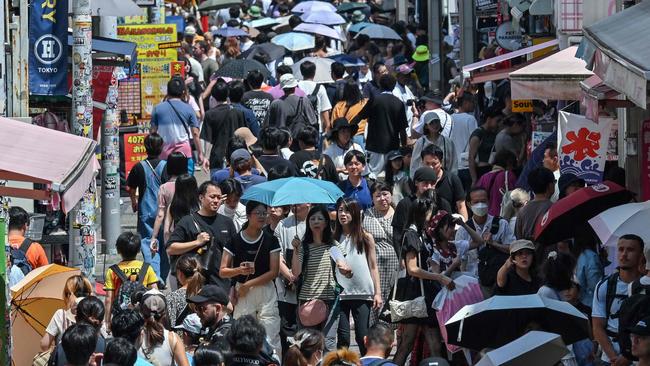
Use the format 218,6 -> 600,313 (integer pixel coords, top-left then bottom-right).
476,331 -> 569,366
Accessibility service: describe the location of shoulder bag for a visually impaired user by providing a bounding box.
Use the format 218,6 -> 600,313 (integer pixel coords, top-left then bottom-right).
387,232 -> 429,322
167,100 -> 196,152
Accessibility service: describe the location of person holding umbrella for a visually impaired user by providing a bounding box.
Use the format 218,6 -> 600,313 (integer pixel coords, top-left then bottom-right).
495,239 -> 540,295
291,205 -> 353,352
220,200 -> 282,356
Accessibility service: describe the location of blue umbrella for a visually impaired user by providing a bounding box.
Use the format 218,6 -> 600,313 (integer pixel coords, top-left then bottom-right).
348,22 -> 373,33
516,131 -> 557,191
213,27 -> 249,38
271,32 -> 315,51
300,11 -> 347,25
241,177 -> 344,206
329,54 -> 366,67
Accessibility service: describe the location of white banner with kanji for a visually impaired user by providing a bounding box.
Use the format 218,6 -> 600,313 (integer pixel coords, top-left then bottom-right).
558,111 -> 613,184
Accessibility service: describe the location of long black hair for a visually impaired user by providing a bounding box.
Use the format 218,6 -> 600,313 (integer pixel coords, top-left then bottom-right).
405,189 -> 437,233
342,78 -> 362,107
169,174 -> 199,224
334,198 -> 369,254
303,205 -> 333,245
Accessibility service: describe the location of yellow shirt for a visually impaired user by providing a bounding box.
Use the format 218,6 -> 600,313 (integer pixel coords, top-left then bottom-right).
103,260 -> 158,291
332,99 -> 368,136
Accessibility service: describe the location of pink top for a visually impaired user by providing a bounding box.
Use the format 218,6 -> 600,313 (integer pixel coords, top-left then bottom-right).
476,169 -> 518,217
158,180 -> 176,243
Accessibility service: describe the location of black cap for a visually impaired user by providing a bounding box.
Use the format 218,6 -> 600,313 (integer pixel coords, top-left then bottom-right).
413,167 -> 437,183
558,173 -> 585,199
329,117 -> 359,136
420,90 -> 444,105
187,285 -> 229,305
386,150 -> 403,161
628,315 -> 650,336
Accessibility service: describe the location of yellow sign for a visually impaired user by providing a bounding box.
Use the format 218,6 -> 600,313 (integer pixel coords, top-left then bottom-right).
512,99 -> 533,113
117,24 -> 178,119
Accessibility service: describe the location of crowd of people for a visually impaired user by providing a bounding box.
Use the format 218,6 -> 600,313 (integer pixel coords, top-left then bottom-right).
9,1 -> 650,366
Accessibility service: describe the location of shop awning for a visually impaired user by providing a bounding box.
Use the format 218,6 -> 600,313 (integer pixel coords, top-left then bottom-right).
509,46 -> 593,100
0,117 -> 99,213
578,1 -> 650,108
67,34 -> 138,70
462,39 -> 559,73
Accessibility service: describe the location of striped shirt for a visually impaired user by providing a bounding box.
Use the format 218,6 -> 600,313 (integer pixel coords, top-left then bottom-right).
297,242 -> 340,301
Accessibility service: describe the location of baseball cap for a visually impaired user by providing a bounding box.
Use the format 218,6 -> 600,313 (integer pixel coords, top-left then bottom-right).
187,285 -> 229,305
142,289 -> 167,316
386,150 -> 403,161
280,73 -> 298,89
230,148 -> 252,165
510,239 -> 536,255
173,313 -> 203,335
420,90 -> 444,105
413,167 -> 437,183
628,315 -> 650,336
421,110 -> 441,125
558,173 -> 585,199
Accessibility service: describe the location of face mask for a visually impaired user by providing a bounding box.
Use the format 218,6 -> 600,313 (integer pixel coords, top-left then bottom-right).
471,202 -> 489,217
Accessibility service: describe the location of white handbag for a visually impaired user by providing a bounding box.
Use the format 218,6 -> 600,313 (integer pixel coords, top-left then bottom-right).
389,251 -> 429,322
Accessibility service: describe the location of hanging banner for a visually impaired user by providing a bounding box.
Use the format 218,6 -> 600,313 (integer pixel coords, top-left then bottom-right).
117,24 -> 177,119
641,120 -> 650,201
29,0 -> 68,95
558,111 -> 613,184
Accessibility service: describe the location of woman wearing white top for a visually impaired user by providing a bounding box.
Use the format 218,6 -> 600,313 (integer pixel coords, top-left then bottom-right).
333,198 -> 381,355
138,290 -> 189,366
323,118 -> 364,181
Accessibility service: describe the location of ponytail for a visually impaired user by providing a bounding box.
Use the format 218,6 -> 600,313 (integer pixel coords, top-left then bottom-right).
284,345 -> 309,366
283,329 -> 324,366
143,316 -> 165,348
176,254 -> 205,299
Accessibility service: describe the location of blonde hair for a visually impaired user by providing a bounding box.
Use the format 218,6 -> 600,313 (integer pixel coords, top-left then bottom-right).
62,275 -> 93,309
321,348 -> 361,366
502,188 -> 531,220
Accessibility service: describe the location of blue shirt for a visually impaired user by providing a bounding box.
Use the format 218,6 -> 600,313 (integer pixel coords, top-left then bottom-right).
232,103 -> 260,137
576,249 -> 603,307
361,356 -> 397,366
150,99 -> 199,146
338,177 -> 373,210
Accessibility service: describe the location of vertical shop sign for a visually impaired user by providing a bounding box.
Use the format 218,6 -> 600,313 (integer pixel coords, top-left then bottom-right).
117,24 -> 177,119
123,133 -> 148,178
641,120 -> 650,201
558,111 -> 613,184
29,0 -> 68,95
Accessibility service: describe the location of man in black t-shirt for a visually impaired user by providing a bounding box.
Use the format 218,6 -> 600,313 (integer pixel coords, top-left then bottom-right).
290,126 -> 338,183
242,70 -> 274,123
167,181 -> 236,291
201,81 -> 247,171
351,74 -> 407,176
257,127 -> 298,177
419,144 -> 467,220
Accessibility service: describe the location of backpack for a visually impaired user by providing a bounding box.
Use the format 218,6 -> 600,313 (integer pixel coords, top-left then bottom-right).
11,238 -> 34,275
617,280 -> 650,360
286,96 -> 318,137
307,83 -> 321,112
468,217 -> 509,287
110,262 -> 150,316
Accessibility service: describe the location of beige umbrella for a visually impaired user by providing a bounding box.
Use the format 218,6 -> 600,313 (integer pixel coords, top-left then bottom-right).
11,264 -> 81,366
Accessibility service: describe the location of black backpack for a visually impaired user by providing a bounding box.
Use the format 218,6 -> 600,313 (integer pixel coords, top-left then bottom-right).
286,96 -> 318,137
110,262 -> 150,316
617,279 -> 650,360
307,84 -> 321,112
11,238 -> 34,275
467,217 -> 509,287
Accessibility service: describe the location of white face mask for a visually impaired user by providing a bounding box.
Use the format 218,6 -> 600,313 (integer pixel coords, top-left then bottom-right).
471,202 -> 489,217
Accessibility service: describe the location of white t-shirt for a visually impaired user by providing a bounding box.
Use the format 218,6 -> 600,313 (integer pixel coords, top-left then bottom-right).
45,308 -> 75,344
431,240 -> 469,274
392,83 -> 415,125
323,142 -> 364,180
298,80 -> 332,133
449,112 -> 478,169
592,275 -> 629,362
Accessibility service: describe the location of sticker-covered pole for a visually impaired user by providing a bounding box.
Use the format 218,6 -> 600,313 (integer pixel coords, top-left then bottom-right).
70,0 -> 97,281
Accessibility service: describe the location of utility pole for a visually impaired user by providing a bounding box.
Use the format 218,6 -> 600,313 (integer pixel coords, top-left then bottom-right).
459,0 -> 476,69
70,0 -> 97,281
100,67 -> 121,256
98,16 -> 120,255
427,0 -> 443,91
0,0 -> 6,117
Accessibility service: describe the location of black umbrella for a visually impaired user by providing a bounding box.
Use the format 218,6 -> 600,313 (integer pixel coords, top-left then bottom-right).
214,59 -> 270,80
240,42 -> 286,61
198,0 -> 242,11
445,294 -> 590,351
